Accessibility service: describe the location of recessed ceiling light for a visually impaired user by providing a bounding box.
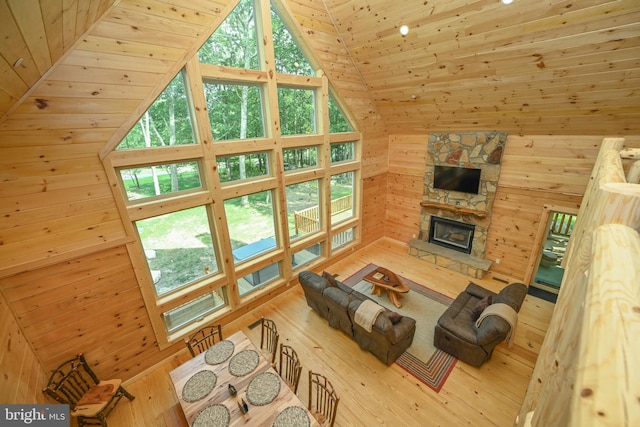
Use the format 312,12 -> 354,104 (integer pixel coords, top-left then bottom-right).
13,57 -> 23,68
400,25 -> 409,36
502,0 -> 514,4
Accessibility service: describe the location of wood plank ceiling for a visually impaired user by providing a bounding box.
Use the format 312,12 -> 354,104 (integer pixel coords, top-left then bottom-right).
1,0 -> 639,136
323,0 -> 640,135
0,0 -> 116,119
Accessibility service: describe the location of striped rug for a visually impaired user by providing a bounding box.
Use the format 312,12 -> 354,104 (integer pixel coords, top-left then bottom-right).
342,263 -> 457,393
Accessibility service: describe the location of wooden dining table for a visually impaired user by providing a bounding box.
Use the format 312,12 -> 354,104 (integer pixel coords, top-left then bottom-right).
169,330 -> 319,426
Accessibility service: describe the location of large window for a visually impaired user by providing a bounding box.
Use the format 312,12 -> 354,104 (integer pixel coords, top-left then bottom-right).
205,83 -> 265,141
225,191 -> 277,262
218,153 -> 270,184
136,206 -> 218,297
106,0 -> 361,345
330,172 -> 355,225
119,161 -> 202,201
286,180 -> 320,241
278,87 -> 316,135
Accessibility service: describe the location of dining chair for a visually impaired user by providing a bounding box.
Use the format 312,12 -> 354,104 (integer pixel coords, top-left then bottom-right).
185,324 -> 223,357
260,317 -> 279,368
308,371 -> 339,427
278,344 -> 302,393
42,353 -> 135,427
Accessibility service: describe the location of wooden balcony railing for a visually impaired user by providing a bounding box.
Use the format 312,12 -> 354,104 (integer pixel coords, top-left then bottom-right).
293,195 -> 353,235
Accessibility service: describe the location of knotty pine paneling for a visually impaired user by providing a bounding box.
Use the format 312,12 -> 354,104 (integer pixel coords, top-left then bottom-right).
386,134 -> 640,282
324,0 -> 640,136
361,174 -> 387,245
0,290 -> 49,405
487,135 -> 640,279
385,135 -> 428,242
0,245 -> 183,379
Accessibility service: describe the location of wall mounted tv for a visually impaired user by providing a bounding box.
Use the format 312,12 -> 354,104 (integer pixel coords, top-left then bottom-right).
433,165 -> 481,194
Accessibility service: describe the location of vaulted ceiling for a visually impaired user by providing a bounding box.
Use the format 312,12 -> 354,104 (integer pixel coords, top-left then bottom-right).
1,0 -> 638,136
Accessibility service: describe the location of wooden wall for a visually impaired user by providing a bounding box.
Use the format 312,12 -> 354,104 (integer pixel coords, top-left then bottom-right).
385,134 -> 640,281
0,0 -> 387,402
0,289 -> 49,405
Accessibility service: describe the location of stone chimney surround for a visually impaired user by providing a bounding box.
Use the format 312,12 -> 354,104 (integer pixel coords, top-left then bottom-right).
408,131 -> 507,279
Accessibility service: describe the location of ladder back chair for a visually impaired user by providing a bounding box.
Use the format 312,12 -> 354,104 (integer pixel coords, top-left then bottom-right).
278,344 -> 302,393
185,324 -> 223,357
260,317 -> 279,368
308,371 -> 339,427
42,353 -> 135,427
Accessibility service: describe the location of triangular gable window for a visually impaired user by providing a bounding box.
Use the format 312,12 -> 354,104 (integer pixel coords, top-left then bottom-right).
329,93 -> 353,133
117,72 -> 196,150
271,5 -> 313,76
198,0 -> 260,69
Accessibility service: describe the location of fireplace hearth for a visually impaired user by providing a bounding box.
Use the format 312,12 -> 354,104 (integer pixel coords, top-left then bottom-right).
429,217 -> 475,254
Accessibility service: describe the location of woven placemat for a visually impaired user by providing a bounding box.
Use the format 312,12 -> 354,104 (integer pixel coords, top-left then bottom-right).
205,340 -> 235,365
182,370 -> 217,403
246,371 -> 281,406
228,350 -> 259,377
192,403 -> 230,427
273,406 -> 311,427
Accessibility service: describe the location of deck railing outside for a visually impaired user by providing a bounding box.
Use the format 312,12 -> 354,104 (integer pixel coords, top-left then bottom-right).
293,195 -> 352,235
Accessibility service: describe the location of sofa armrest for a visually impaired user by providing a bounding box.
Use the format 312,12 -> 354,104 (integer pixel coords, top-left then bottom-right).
299,271 -> 329,293
495,283 -> 527,312
474,316 -> 510,345
367,310 -> 415,345
385,315 -> 416,345
465,282 -> 497,300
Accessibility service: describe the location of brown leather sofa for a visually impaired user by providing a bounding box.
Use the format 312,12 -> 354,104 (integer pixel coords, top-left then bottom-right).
433,281 -> 527,367
299,271 -> 416,365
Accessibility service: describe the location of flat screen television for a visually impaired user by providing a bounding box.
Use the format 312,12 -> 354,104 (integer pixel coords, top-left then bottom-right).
433,165 -> 481,194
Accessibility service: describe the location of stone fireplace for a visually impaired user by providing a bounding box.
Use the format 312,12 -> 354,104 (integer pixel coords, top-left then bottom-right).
409,131 -> 506,279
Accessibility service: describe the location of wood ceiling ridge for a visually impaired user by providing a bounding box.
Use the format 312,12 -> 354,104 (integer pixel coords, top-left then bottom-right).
0,0 -> 120,124
319,0 -> 372,92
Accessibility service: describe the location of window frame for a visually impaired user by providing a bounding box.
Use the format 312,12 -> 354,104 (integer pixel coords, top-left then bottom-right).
103,0 -> 363,348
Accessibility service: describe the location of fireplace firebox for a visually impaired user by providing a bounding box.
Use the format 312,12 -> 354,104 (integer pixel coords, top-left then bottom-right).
428,217 -> 475,254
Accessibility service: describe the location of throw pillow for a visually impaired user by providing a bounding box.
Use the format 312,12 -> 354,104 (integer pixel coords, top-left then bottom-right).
471,295 -> 493,321
386,311 -> 403,324
322,271 -> 338,288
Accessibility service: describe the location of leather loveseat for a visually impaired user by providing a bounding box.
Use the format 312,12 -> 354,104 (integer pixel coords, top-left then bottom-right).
433,281 -> 527,367
298,270 -> 416,365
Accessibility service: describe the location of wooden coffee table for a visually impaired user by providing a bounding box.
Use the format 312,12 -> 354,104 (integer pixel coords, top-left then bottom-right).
364,267 -> 410,308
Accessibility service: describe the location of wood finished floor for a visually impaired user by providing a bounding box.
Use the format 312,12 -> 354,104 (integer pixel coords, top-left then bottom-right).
107,237 -> 554,427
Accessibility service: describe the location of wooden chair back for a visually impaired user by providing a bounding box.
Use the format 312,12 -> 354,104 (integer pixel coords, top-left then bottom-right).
260,317 -> 279,367
308,371 -> 339,427
185,324 -> 223,357
278,344 -> 302,393
42,353 -> 135,427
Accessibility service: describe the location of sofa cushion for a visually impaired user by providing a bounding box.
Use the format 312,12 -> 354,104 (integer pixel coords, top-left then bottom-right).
470,295 -> 493,321
323,286 -> 352,307
386,311 -> 403,324
322,271 -> 338,287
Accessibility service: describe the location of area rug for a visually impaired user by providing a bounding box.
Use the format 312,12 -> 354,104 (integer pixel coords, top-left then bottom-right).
342,263 -> 457,392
